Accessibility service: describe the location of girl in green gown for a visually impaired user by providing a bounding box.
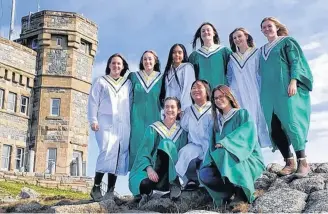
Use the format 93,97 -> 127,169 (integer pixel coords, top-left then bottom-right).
129,50 -> 163,170
199,85 -> 265,206
259,17 -> 313,177
189,22 -> 232,88
129,97 -> 187,207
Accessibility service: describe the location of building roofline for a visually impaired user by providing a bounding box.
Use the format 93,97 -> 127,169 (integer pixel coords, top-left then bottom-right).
0,36 -> 37,56
21,10 -> 98,28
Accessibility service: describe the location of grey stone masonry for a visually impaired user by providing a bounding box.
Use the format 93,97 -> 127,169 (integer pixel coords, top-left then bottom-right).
75,50 -> 92,82
46,49 -> 69,75
70,90 -> 88,146
0,112 -> 28,142
0,37 -> 36,75
21,10 -> 98,41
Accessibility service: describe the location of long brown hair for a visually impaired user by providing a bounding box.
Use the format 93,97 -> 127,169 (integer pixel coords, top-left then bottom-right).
192,22 -> 220,50
261,17 -> 289,36
139,50 -> 161,72
105,53 -> 129,76
229,28 -> 255,53
211,85 -> 240,132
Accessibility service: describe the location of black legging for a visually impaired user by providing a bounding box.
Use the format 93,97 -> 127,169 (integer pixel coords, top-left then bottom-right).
271,113 -> 293,158
139,150 -> 169,195
271,114 -> 306,159
94,172 -> 117,192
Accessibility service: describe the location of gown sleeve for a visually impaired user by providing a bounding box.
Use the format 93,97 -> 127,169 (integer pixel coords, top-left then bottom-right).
223,47 -> 233,75
255,49 -> 261,88
284,37 -> 313,91
180,108 -> 190,132
180,64 -> 196,111
132,126 -> 157,171
217,109 -> 257,162
87,78 -> 103,124
226,60 -> 233,86
188,51 -> 199,79
127,79 -> 133,110
175,130 -> 188,151
127,72 -> 134,105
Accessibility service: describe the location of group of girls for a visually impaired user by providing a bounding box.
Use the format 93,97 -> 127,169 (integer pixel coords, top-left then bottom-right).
87,16 -> 313,207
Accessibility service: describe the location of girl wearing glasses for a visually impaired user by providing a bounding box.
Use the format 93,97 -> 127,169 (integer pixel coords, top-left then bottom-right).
199,85 -> 265,206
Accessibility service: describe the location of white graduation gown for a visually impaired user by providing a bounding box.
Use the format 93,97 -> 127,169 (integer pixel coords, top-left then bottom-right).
175,101 -> 212,177
227,48 -> 271,148
165,63 -> 195,111
88,73 -> 132,175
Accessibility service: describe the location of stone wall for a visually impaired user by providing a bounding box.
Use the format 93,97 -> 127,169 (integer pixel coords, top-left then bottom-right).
21,11 -> 98,41
70,91 -> 89,147
46,49 -> 69,75
0,37 -> 35,172
76,18 -> 98,41
0,112 -> 28,142
74,50 -> 93,82
0,170 -> 93,193
0,37 -> 36,75
29,88 -> 40,148
38,88 -> 71,143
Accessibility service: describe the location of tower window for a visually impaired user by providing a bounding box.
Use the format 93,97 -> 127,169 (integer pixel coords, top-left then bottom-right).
7,92 -> 17,112
80,40 -> 90,54
56,38 -> 62,46
31,38 -> 38,49
50,98 -> 60,116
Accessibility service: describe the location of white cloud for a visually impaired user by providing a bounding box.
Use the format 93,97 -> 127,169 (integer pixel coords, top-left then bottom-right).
302,41 -> 321,51
309,111 -> 328,131
91,61 -> 107,80
308,53 -> 328,105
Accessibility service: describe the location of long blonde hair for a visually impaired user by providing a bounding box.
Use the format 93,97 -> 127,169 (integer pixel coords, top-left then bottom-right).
229,27 -> 255,53
261,17 -> 289,36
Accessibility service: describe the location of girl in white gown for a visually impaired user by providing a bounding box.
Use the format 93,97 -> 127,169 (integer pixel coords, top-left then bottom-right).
159,43 -> 195,112
227,28 -> 271,148
88,53 -> 132,201
175,80 -> 213,190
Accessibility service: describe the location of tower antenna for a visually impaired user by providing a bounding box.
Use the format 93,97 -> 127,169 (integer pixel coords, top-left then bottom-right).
9,0 -> 15,40
37,0 -> 40,12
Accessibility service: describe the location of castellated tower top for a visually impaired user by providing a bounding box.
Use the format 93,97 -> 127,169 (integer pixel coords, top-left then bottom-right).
15,10 -> 99,85
20,10 -> 97,45
17,10 -> 98,60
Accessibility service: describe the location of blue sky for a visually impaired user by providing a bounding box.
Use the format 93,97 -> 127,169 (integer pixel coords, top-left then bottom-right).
1,0 -> 328,195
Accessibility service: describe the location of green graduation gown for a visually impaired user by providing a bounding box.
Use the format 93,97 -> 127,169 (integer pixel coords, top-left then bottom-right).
129,121 -> 187,196
259,36 -> 313,151
129,71 -> 163,170
200,109 -> 265,205
189,45 -> 232,88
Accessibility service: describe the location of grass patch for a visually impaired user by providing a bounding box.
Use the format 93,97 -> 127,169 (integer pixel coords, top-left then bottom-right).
0,181 -> 89,200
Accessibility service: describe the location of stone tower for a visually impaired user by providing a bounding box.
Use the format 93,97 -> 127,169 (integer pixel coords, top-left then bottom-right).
17,10 -> 98,175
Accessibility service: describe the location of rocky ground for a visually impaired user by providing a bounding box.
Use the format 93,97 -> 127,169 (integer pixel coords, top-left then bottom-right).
1,163 -> 328,213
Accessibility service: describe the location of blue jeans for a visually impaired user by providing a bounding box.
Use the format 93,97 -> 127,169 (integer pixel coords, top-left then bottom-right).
199,165 -> 234,193
185,158 -> 201,182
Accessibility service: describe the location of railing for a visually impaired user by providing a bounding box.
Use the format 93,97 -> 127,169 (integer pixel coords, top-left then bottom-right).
100,181 -> 108,196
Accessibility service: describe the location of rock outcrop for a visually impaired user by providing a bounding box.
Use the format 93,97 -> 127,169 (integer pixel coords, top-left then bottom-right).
1,163 -> 328,213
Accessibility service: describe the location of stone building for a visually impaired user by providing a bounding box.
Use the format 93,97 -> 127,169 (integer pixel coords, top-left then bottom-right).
0,10 -> 98,176
0,38 -> 36,172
